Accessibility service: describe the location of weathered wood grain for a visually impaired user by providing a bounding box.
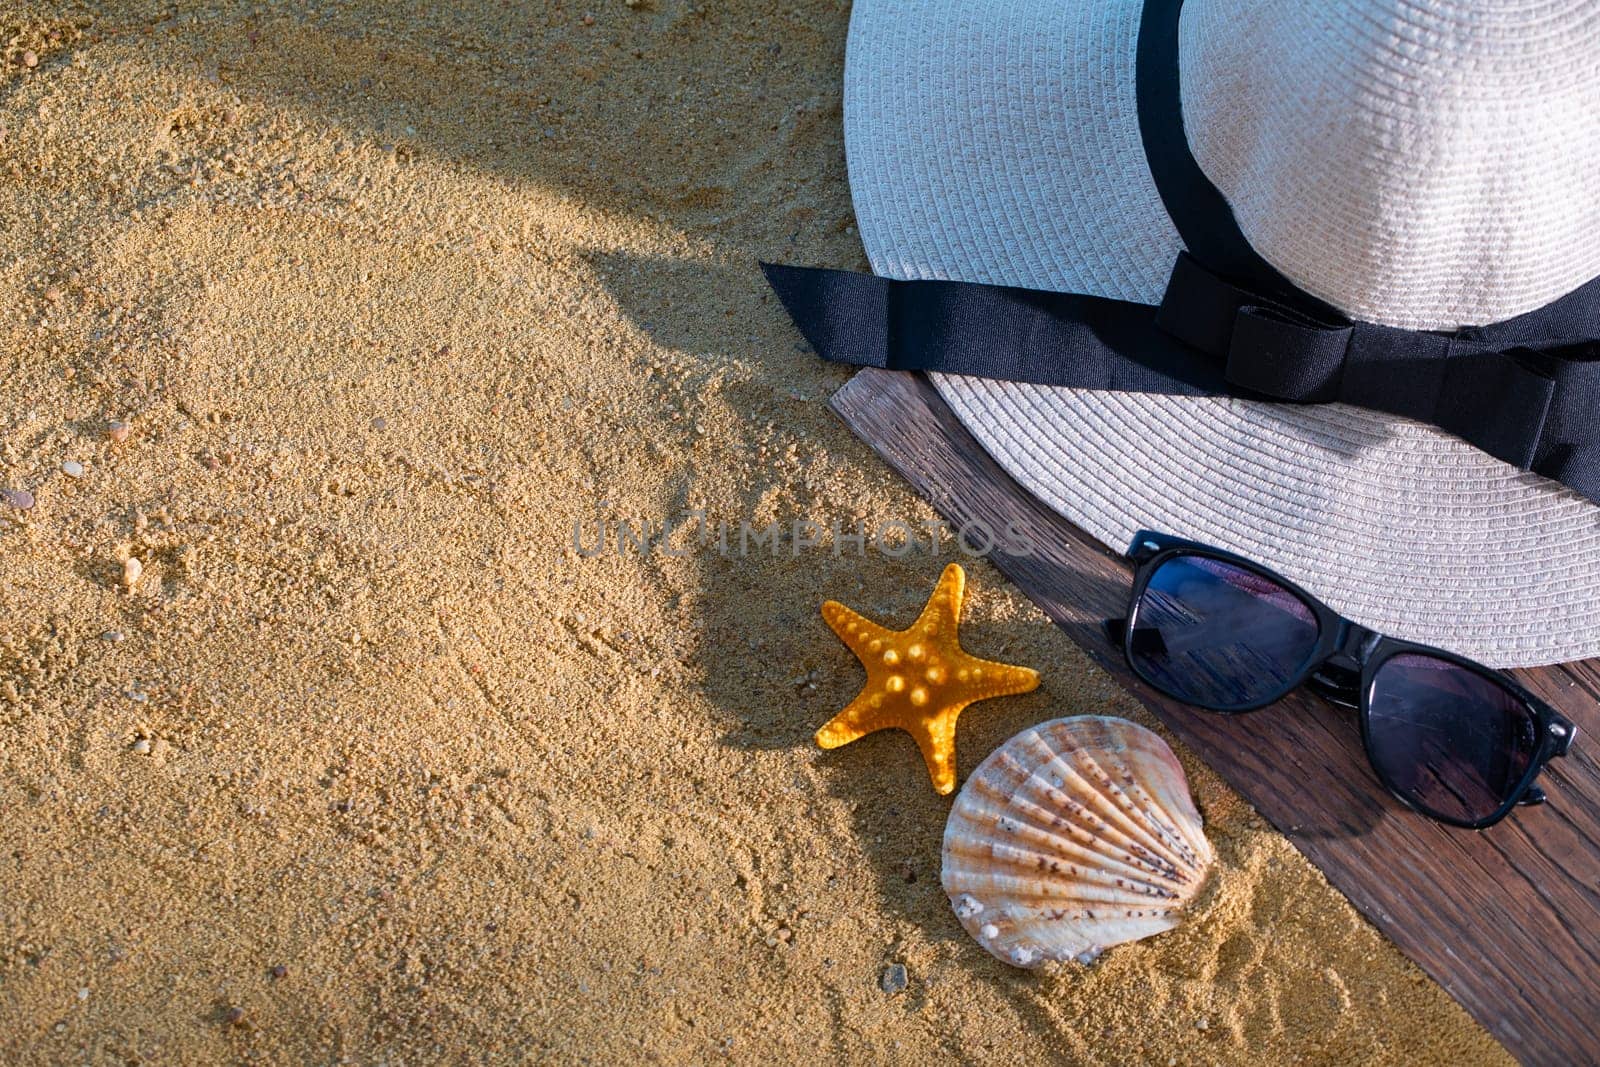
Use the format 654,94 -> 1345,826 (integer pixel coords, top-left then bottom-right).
831,367 -> 1600,1067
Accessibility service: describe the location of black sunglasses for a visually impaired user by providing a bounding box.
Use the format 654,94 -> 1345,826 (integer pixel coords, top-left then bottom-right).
1104,532 -> 1576,829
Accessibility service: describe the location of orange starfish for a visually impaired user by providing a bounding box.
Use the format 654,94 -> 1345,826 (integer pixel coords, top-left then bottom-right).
816,563 -> 1040,795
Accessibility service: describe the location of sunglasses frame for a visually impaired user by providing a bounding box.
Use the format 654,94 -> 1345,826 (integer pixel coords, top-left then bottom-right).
1114,531 -> 1576,829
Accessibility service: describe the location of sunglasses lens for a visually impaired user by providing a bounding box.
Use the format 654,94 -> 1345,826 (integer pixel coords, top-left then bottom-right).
1367,653 -> 1540,824
1128,553 -> 1322,709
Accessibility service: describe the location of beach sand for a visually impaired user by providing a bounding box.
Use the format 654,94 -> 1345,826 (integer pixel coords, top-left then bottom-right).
0,2 -> 1511,1063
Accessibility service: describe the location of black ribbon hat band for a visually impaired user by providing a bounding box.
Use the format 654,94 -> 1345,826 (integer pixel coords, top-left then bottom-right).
762,0 -> 1600,506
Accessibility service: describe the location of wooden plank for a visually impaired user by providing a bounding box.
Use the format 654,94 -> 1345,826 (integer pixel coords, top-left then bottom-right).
830,367 -> 1600,1067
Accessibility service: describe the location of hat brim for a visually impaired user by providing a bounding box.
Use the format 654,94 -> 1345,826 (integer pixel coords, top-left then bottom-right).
843,0 -> 1600,667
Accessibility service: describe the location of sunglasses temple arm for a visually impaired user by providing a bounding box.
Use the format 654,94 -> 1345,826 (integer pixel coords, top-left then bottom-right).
1515,721 -> 1576,808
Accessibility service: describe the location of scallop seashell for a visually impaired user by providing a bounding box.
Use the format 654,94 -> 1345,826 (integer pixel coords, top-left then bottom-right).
942,716 -> 1214,968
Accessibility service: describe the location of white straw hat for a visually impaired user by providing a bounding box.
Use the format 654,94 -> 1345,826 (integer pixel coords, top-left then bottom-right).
842,0 -> 1600,667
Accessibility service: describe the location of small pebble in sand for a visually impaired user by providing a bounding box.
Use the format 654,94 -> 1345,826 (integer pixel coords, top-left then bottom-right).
130,738 -> 151,755
270,964 -> 288,980
77,988 -> 89,1001
61,460 -> 84,478
1196,1016 -> 1210,1031
122,557 -> 143,589
106,420 -> 132,443
102,631 -> 124,643
371,416 -> 387,431
1,488 -> 34,510
22,50 -> 39,68
224,1005 -> 245,1027
880,963 -> 908,995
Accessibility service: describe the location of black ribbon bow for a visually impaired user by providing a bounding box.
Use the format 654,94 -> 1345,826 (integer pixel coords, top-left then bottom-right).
1156,253 -> 1595,477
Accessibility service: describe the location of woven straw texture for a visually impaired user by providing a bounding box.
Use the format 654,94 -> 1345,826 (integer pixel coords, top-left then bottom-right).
842,0 -> 1600,666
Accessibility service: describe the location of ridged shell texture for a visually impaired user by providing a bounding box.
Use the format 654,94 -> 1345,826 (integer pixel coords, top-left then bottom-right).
942,716 -> 1214,968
